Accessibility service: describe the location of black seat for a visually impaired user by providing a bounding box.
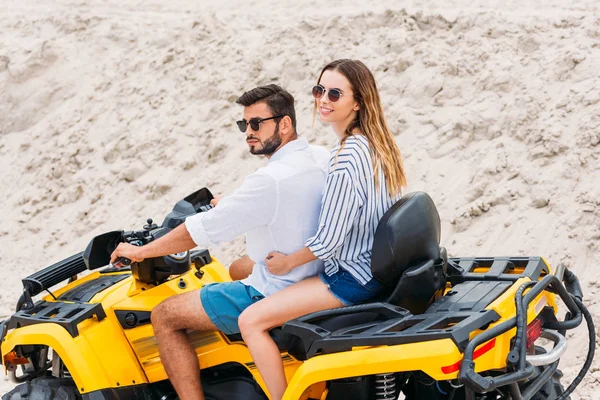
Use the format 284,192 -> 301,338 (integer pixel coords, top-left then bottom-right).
371,191 -> 446,314
280,192 -> 447,360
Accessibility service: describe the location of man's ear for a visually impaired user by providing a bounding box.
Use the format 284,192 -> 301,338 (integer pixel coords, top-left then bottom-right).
280,115 -> 293,136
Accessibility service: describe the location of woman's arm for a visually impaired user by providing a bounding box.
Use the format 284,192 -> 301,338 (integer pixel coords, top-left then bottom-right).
265,247 -> 317,275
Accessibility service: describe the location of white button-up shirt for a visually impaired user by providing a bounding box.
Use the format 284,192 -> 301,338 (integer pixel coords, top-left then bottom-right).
185,137 -> 329,296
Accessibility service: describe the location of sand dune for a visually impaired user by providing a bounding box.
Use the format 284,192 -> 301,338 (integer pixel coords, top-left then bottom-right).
1,0 -> 599,397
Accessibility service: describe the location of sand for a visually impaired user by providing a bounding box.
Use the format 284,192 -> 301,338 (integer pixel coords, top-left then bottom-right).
1,0 -> 599,397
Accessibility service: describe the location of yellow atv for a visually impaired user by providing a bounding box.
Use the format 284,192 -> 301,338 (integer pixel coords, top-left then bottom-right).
0,189 -> 594,400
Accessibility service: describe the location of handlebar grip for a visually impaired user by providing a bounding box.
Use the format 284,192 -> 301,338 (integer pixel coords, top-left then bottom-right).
564,268 -> 583,301
113,257 -> 132,268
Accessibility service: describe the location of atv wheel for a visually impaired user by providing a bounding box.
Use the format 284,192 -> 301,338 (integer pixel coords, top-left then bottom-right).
531,369 -> 568,400
2,377 -> 81,400
523,346 -> 569,400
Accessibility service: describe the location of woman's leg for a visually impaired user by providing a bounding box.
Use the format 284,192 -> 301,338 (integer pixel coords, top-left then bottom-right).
238,276 -> 343,400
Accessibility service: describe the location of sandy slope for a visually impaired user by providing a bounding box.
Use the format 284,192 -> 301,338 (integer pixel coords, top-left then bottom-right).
1,0 -> 599,397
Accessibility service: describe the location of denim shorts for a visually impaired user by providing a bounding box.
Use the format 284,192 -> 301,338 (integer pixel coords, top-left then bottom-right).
319,269 -> 385,306
200,281 -> 265,335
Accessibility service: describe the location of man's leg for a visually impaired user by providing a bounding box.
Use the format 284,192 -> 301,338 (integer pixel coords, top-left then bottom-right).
229,255 -> 254,281
151,290 -> 218,400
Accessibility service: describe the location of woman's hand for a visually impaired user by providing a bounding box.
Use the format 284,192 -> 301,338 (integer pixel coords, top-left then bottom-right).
265,251 -> 292,275
110,243 -> 145,266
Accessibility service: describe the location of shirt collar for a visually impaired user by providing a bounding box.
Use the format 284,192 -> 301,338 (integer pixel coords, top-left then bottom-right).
268,137 -> 309,163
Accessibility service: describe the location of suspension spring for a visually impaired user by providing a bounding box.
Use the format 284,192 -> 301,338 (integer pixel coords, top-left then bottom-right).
375,373 -> 397,399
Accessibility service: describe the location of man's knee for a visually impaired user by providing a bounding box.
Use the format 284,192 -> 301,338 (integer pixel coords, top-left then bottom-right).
151,298 -> 175,332
229,256 -> 253,281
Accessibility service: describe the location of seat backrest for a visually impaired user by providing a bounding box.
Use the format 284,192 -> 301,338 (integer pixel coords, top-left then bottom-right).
371,192 -> 441,287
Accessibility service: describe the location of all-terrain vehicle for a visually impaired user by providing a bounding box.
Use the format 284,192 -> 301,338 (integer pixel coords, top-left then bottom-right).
0,189 -> 594,400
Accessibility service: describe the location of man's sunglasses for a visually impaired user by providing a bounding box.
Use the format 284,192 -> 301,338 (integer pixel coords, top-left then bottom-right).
236,115 -> 282,133
312,85 -> 347,103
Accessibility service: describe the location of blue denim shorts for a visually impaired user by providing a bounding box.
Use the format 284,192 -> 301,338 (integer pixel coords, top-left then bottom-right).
200,281 -> 265,335
319,269 -> 384,306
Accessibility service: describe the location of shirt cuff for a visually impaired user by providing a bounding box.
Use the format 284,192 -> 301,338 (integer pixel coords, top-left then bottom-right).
305,236 -> 332,261
185,214 -> 216,248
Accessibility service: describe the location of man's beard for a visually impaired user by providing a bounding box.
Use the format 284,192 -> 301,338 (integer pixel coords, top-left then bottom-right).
248,125 -> 282,156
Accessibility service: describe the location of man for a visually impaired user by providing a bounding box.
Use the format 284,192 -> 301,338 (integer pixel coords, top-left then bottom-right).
229,255 -> 254,280
110,84 -> 329,400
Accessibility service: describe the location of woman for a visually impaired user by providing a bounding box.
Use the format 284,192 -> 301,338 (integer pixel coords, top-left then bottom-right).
237,59 -> 407,400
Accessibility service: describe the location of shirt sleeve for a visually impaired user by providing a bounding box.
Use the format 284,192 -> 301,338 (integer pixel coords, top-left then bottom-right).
185,171 -> 277,247
304,167 -> 363,260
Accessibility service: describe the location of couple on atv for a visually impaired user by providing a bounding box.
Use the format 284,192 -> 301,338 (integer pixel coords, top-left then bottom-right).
111,59 -> 408,400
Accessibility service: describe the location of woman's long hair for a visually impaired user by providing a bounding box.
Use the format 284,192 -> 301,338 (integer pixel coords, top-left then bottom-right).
313,59 -> 407,196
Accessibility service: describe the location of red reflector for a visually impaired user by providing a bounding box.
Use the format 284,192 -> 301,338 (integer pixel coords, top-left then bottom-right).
441,338 -> 497,374
526,318 -> 543,349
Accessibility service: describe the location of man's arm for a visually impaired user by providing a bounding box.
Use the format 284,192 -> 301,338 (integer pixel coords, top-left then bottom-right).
185,172 -> 277,247
110,224 -> 196,264
110,172 -> 276,265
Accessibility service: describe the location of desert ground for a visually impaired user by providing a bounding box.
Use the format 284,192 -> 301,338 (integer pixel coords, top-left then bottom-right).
1,0 -> 599,397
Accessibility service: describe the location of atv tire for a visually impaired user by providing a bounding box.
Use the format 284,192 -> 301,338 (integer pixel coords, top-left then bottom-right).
524,346 -> 569,400
2,377 -> 81,400
531,369 -> 569,400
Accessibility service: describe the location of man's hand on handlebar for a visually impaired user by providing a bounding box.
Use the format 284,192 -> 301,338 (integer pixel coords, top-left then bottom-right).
110,243 -> 145,267
210,195 -> 223,207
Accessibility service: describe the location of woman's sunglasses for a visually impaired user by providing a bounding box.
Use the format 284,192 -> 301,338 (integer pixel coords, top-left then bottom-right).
236,115 -> 282,133
312,85 -> 346,103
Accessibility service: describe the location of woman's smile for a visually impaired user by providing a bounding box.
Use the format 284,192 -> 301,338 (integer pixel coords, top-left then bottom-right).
319,106 -> 334,115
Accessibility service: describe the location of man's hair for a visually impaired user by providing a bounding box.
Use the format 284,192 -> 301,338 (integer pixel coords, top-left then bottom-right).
236,84 -> 297,132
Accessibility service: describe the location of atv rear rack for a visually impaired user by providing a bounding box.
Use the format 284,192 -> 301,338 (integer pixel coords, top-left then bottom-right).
282,279 -> 512,360
283,303 -> 500,360
448,256 -> 549,283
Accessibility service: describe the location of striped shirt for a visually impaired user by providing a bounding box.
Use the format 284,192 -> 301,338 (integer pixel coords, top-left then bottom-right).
305,135 -> 399,285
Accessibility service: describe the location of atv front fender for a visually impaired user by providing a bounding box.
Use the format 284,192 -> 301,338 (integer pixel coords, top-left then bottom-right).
1,322 -> 147,395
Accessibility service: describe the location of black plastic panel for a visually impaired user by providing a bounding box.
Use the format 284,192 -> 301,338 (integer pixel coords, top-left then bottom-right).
82,384 -> 157,400
58,274 -> 130,302
82,364 -> 267,400
426,281 -> 512,313
22,252 -> 87,297
7,301 -> 106,337
0,319 -> 8,364
282,302 -> 500,360
115,310 -> 152,330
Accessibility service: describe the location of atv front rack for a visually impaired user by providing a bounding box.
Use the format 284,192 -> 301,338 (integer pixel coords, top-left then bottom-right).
6,300 -> 106,337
